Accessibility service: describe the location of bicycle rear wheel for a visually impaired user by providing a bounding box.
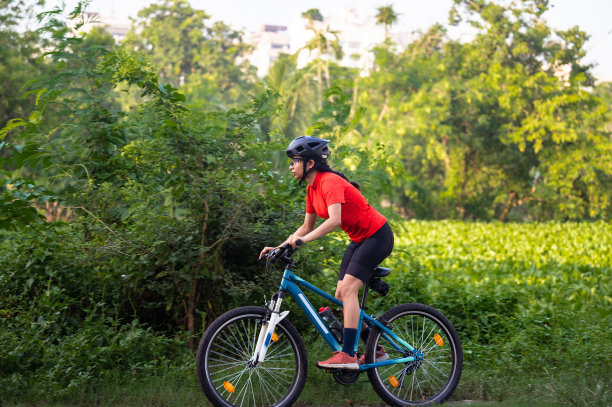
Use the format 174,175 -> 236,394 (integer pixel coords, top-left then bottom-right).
366,303 -> 462,406
196,306 -> 308,407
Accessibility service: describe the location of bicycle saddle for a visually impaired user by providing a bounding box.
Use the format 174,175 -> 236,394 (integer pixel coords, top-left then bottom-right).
373,267 -> 390,278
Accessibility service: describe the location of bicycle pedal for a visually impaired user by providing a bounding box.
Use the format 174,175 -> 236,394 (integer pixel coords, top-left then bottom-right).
315,364 -> 340,373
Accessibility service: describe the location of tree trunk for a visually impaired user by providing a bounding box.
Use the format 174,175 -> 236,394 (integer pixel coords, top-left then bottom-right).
378,95 -> 389,121
349,75 -> 359,120
183,295 -> 196,350
181,198 -> 210,349
499,191 -> 517,222
441,135 -> 451,178
316,63 -> 323,110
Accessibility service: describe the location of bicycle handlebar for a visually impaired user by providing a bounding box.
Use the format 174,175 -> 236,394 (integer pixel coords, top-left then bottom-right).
265,240 -> 303,264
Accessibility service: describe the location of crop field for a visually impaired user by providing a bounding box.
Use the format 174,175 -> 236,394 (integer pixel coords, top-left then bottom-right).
374,220 -> 611,405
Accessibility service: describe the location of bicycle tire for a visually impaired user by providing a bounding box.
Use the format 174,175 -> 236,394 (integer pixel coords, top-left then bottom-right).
365,303 -> 463,406
196,306 -> 308,407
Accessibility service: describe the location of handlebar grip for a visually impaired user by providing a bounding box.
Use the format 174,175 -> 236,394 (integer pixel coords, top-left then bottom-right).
279,243 -> 292,251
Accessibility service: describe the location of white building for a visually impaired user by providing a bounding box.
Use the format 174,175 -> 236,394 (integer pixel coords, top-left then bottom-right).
246,25 -> 291,77
247,8 -> 413,77
83,12 -> 130,42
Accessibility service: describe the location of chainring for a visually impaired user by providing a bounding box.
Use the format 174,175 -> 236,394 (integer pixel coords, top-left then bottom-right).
332,369 -> 360,385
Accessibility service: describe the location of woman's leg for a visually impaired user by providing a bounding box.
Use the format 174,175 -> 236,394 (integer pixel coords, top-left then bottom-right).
340,224 -> 394,354
337,274 -> 363,328
316,225 -> 393,369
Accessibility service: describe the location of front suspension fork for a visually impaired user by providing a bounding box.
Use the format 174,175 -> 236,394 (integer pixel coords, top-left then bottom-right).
250,294 -> 290,365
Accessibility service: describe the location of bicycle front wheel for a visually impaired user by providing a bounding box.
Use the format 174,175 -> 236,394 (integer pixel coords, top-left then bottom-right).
196,306 -> 308,407
366,303 -> 463,406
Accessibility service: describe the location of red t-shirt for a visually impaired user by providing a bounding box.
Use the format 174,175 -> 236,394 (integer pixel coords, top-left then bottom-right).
306,172 -> 387,242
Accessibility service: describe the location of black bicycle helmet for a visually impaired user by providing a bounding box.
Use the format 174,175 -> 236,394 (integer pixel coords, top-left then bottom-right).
285,136 -> 330,160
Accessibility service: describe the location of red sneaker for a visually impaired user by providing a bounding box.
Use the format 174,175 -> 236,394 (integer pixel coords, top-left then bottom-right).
316,351 -> 359,370
358,346 -> 389,364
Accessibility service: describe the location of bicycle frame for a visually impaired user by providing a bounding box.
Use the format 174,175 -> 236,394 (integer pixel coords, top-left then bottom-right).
251,265 -> 422,372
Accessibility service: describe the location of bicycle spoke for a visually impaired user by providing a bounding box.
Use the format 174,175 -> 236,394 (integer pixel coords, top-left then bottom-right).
255,368 -> 284,402
423,358 -> 450,378
209,363 -> 248,377
259,365 -> 294,385
210,340 -> 246,360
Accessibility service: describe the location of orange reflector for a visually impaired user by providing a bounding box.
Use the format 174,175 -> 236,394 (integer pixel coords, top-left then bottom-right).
271,332 -> 279,341
434,334 -> 444,346
389,375 -> 399,388
223,381 -> 235,393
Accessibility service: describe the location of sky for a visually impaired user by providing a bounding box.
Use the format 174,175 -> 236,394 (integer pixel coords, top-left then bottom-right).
60,0 -> 612,82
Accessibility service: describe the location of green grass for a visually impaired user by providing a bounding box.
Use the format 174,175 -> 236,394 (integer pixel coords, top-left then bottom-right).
0,367 -> 574,407
4,344 -> 605,406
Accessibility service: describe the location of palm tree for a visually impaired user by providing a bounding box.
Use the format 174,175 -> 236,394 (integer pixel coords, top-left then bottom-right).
300,8 -> 343,108
265,54 -> 317,139
375,4 -> 399,40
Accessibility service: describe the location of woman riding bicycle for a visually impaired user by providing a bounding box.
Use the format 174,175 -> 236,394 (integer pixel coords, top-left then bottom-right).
259,136 -> 394,370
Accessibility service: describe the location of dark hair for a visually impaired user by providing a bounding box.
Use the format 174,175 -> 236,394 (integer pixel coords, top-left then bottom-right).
305,156 -> 361,190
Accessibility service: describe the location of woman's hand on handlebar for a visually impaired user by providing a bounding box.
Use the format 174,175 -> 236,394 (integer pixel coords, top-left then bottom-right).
259,246 -> 277,260
259,237 -> 305,260
287,235 -> 305,248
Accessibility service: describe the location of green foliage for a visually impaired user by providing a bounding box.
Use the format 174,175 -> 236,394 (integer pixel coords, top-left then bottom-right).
0,3 -> 306,399
356,0 -> 612,220
124,0 -> 257,109
262,53 -> 319,141
375,4 -> 399,40
1,316 -> 184,400
0,223 -> 182,399
0,175 -> 54,229
0,0 -> 49,129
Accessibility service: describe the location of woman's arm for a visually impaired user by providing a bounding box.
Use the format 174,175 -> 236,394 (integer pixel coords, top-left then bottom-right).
287,203 -> 341,246
259,212 -> 318,258
294,212 -> 317,237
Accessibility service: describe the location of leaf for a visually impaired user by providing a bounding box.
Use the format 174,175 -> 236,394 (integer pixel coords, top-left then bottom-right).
171,91 -> 186,102
0,119 -> 27,140
29,110 -> 42,125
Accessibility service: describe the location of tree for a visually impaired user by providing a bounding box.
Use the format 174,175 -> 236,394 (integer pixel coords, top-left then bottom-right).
375,4 -> 399,41
125,0 -> 257,109
300,8 -> 343,108
263,53 -> 317,140
182,20 -> 258,109
1,1 -> 308,350
125,0 -> 209,87
353,0 -> 611,220
593,82 -> 612,136
447,0 -> 610,220
0,0 -> 49,130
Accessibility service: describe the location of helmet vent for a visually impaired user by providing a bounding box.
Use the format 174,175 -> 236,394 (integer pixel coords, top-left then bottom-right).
307,142 -> 320,148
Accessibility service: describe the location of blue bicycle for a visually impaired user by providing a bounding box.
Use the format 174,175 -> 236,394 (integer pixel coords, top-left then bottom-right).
196,243 -> 463,406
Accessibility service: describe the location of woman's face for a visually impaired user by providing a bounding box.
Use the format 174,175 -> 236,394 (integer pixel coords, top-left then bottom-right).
289,156 -> 304,179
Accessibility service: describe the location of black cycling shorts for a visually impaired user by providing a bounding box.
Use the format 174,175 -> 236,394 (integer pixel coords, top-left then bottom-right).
338,222 -> 394,284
